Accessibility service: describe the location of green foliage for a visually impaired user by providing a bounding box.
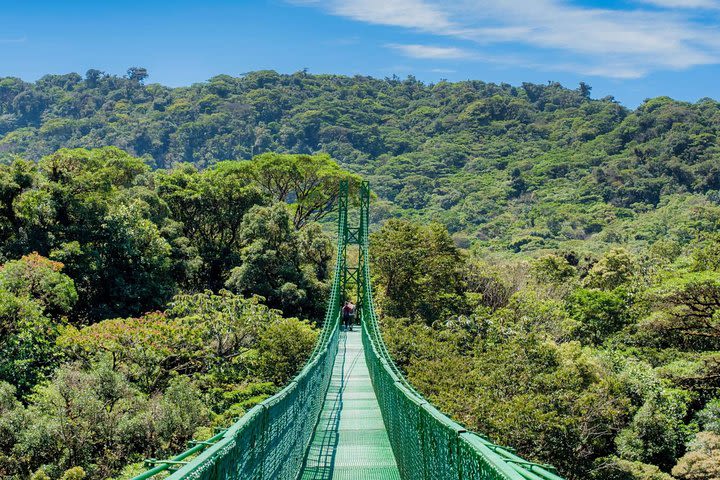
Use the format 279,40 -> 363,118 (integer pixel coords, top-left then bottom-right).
567,287 -> 632,345
373,218 -> 720,479
584,248 -> 636,290
615,388 -> 694,470
0,291 -> 59,396
532,254 -> 577,284
0,145 -> 347,321
591,456 -> 674,480
0,147 -> 173,319
672,431 -> 720,479
155,377 -> 210,451
245,152 -> 362,228
0,142 -> 343,479
19,363 -> 151,478
3,70 -> 720,479
0,253 -> 77,396
257,317 -> 318,385
225,203 -> 329,318
30,469 -> 52,480
691,233 -> 720,271
0,362 -> 210,479
383,312 -> 631,478
3,71 -> 719,255
646,272 -> 720,350
697,398 -> 720,433
60,467 -> 86,480
0,253 -> 77,315
2,288 -> 319,479
153,162 -> 264,290
58,312 -> 202,393
59,291 -> 293,391
463,259 -> 526,311
370,219 -> 464,323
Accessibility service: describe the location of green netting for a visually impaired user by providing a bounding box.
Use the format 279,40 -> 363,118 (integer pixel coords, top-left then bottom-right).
357,181 -> 565,480
134,180 -> 567,480
132,192 -> 348,480
168,325 -> 339,480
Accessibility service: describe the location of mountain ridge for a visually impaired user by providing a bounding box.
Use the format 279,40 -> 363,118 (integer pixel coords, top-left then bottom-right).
2,69 -> 718,254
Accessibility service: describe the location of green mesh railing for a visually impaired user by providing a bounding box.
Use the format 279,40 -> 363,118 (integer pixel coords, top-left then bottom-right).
133,180 -> 567,480
356,182 -> 565,480
131,191 -> 348,480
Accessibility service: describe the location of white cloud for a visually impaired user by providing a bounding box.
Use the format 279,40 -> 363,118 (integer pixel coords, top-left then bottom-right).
387,44 -> 472,59
0,36 -> 26,44
294,0 -> 453,30
636,0 -> 719,8
291,0 -> 720,78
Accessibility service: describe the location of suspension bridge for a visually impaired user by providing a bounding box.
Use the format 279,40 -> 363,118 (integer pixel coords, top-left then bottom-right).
133,181 -> 564,480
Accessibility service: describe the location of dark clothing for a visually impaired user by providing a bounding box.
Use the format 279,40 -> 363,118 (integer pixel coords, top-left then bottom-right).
342,304 -> 355,330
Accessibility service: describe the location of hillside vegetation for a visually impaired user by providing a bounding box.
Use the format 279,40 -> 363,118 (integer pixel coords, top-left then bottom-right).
2,69 -> 720,253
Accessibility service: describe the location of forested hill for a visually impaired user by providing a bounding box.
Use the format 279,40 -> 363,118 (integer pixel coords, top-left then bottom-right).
2,69 -> 720,252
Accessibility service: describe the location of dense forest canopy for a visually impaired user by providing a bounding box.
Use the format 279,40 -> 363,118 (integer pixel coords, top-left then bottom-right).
2,69 -> 719,254
1,69 -> 720,480
0,147 -> 357,479
370,219 -> 720,480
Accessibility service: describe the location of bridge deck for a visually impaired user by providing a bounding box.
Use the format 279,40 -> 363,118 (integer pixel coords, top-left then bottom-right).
299,329 -> 400,480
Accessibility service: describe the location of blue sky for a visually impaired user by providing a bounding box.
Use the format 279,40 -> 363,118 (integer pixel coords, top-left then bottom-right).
2,0 -> 720,107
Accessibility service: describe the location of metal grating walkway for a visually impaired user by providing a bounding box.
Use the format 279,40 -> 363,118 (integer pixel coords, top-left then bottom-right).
299,329 -> 401,480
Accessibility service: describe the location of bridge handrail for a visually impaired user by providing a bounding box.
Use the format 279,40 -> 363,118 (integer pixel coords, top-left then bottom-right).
131,179 -> 567,480
131,196 -> 348,480
357,184 -> 564,480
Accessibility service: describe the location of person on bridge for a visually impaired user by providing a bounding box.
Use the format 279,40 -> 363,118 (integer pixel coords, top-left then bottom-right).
342,300 -> 355,331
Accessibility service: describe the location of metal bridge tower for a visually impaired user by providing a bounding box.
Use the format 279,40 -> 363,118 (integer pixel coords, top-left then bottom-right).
338,180 -> 370,323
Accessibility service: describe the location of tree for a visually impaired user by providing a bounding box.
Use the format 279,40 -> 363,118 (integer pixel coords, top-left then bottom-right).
616,388 -> 693,471
257,317 -> 318,384
591,456 -> 673,480
567,287 -> 631,345
297,222 -> 333,282
154,162 -> 265,290
0,362 -> 210,479
0,297 -> 60,396
649,273 -> 720,350
0,253 -> 77,316
584,248 -> 636,290
88,203 -> 174,318
1,147 -> 181,320
697,398 -> 720,433
693,233 -> 720,271
167,290 -> 287,382
246,153 -> 362,228
225,203 -> 326,318
24,363 -> 148,477
0,254 -> 76,395
509,167 -> 527,198
58,312 -> 203,393
579,82 -> 592,99
370,219 -> 464,323
126,67 -> 149,84
59,291 -> 286,391
60,467 -> 86,480
0,382 -> 29,477
84,69 -> 103,87
532,254 -> 577,284
154,377 -> 210,451
464,259 -> 516,310
672,432 -> 720,480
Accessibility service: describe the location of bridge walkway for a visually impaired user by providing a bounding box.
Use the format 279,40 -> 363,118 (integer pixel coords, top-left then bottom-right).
299,329 -> 400,480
